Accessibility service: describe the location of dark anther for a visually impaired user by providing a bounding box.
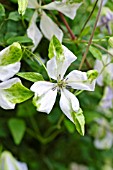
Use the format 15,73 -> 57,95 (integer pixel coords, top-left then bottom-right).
52,87 -> 56,91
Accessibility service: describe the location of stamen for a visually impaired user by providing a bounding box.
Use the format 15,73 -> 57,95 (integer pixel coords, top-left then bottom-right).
66,85 -> 71,89
52,86 -> 56,91
65,77 -> 68,81
57,74 -> 61,80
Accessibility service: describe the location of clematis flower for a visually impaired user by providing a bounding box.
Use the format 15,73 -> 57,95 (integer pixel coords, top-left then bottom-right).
30,44 -> 96,126
0,151 -> 28,170
27,0 -> 82,51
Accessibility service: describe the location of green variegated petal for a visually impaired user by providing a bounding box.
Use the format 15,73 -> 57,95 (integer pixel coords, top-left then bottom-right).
0,42 -> 21,80
47,45 -> 76,80
0,42 -> 22,66
0,78 -> 21,109
42,1 -> 82,19
60,89 -> 85,135
27,11 -> 42,51
60,89 -> 80,122
71,108 -> 85,136
0,78 -> 33,110
40,12 -> 63,42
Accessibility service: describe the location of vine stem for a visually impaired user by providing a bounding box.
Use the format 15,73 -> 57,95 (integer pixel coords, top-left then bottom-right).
59,12 -> 76,40
78,0 -> 98,38
23,47 -> 52,81
92,43 -> 113,58
79,0 -> 103,70
59,12 -> 92,69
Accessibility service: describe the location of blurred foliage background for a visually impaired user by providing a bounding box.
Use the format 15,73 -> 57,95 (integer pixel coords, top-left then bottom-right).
0,0 -> 113,169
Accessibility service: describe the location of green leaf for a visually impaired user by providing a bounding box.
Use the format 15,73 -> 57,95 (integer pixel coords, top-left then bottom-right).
71,108 -> 85,136
18,0 -> 28,16
17,72 -> 44,82
89,45 -> 102,60
108,37 -> 113,48
0,42 -> 22,66
48,35 -> 64,61
8,11 -> 21,21
7,36 -> 32,45
8,118 -> 26,145
0,3 -> 5,20
17,100 -> 36,117
4,82 -> 33,104
64,119 -> 75,133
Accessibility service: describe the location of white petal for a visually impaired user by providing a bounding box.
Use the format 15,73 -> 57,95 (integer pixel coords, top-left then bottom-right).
27,0 -> 39,8
27,11 -> 42,51
0,78 -> 21,109
0,62 -> 20,81
94,132 -> 113,149
40,11 -> 63,42
60,89 -> 79,122
66,70 -> 96,91
31,81 -> 57,113
42,1 -> 82,19
30,81 -> 56,96
47,45 -> 77,80
16,161 -> 28,170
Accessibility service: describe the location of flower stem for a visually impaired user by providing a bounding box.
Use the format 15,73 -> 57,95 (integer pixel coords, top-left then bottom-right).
59,12 -> 76,40
23,47 -> 52,81
79,0 -> 103,70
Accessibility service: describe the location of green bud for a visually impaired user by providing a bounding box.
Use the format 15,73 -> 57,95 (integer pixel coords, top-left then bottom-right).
18,0 -> 28,16
87,70 -> 98,83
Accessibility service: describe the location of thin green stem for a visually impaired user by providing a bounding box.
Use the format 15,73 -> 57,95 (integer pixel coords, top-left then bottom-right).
92,43 -> 113,58
78,0 -> 98,38
79,0 -> 103,70
75,90 -> 84,96
26,128 -> 62,144
23,47 -> 52,81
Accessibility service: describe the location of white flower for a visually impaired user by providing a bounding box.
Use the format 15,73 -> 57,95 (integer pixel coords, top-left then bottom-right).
94,49 -> 113,86
27,0 -> 82,50
30,45 -> 96,123
0,151 -> 28,170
